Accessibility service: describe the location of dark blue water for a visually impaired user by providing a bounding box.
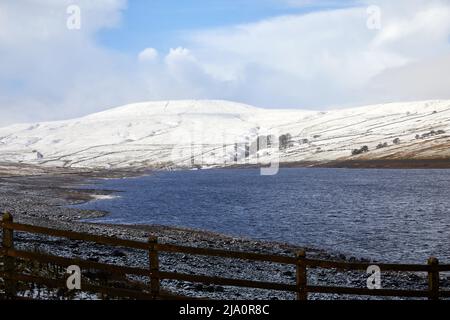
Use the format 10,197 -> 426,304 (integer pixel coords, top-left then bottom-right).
72,168 -> 450,263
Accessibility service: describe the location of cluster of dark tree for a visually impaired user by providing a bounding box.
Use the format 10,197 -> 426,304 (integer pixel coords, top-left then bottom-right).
375,138 -> 401,150
278,133 -> 293,150
239,133 -> 296,160
246,134 -> 278,157
274,133 -> 317,151
376,142 -> 388,149
255,135 -> 276,149
351,145 -> 369,156
32,150 -> 44,159
415,130 -> 446,140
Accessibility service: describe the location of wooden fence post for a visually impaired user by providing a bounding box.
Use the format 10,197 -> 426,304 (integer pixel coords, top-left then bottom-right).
427,256 -> 439,300
148,236 -> 160,298
296,249 -> 307,300
2,212 -> 16,298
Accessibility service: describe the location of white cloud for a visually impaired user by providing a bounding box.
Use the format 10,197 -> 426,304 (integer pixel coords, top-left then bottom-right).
138,48 -> 159,62
178,0 -> 450,108
165,47 -> 196,70
0,0 -> 136,126
365,53 -> 450,103
1,0 -> 450,126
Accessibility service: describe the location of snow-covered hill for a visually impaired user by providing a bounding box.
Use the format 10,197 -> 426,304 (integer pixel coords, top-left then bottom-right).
0,100 -> 449,169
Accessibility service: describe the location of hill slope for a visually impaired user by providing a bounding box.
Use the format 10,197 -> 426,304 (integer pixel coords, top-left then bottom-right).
0,100 -> 449,169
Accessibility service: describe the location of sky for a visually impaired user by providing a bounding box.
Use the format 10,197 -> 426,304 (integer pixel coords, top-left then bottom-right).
1,0 -> 450,125
97,0 -> 358,54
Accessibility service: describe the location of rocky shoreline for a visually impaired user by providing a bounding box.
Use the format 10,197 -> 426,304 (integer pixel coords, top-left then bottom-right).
0,163 -> 443,300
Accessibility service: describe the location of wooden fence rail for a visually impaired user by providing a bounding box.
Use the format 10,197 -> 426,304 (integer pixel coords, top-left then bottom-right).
0,212 -> 448,300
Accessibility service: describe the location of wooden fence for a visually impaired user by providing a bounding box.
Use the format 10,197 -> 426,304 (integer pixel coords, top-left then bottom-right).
0,212 -> 449,300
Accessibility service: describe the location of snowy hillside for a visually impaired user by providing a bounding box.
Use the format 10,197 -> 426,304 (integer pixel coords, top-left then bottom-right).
0,100 -> 449,169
